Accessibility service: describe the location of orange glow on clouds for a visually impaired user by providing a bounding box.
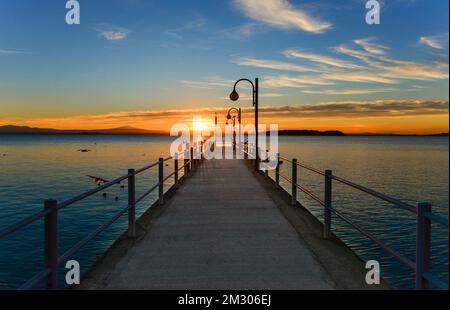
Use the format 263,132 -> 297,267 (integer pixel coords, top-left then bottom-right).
0,100 -> 448,135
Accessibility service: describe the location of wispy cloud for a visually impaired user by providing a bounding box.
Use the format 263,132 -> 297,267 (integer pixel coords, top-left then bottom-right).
300,87 -> 422,95
378,60 -> 449,80
322,72 -> 398,84
219,92 -> 285,100
283,49 -> 362,69
164,17 -> 207,38
221,23 -> 258,40
95,24 -> 130,41
255,100 -> 449,118
419,34 -> 449,49
233,57 -> 321,73
263,75 -> 335,87
233,0 -> 332,33
180,77 -> 233,89
0,48 -> 26,55
234,36 -> 448,92
333,45 -> 374,64
333,39 -> 448,81
354,38 -> 388,55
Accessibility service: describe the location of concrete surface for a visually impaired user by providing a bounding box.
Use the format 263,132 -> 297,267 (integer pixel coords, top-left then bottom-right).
80,159 -> 336,289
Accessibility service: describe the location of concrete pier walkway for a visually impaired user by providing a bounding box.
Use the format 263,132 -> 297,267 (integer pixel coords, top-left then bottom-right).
83,159 -> 337,289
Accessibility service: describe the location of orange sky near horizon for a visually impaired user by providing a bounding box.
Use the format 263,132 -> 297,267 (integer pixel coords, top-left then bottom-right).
1,103 -> 448,135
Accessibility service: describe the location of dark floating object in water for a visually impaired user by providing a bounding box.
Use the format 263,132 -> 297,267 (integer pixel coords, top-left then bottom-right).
1,154 -> 5,157
88,175 -> 108,185
120,185 -> 125,189
77,149 -> 91,153
102,193 -> 107,198
114,197 -> 119,201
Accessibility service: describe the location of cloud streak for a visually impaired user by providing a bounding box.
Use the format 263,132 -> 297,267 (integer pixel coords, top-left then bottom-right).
233,57 -> 321,73
233,37 -> 448,91
255,100 -> 449,118
284,49 -> 362,69
233,0 -> 332,33
419,34 -> 448,49
164,17 -> 207,38
95,24 -> 130,41
0,48 -> 26,55
300,88 -> 401,95
354,38 -> 388,55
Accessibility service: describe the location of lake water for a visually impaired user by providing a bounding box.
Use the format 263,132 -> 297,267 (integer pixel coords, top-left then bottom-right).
0,135 -> 448,289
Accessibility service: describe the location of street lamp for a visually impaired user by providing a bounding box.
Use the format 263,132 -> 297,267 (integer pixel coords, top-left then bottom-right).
226,107 -> 241,154
229,78 -> 259,171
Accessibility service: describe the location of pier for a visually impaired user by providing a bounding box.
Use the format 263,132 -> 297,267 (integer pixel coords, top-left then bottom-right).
0,145 -> 448,290
80,159 -> 338,289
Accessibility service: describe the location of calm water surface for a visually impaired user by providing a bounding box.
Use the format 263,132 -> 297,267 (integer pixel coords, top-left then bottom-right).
0,135 -> 448,289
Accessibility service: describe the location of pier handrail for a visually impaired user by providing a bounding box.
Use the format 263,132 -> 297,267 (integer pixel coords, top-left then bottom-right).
251,144 -> 448,290
0,143 -> 205,290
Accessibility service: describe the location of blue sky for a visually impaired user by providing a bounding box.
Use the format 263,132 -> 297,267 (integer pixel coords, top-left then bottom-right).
0,0 -> 448,133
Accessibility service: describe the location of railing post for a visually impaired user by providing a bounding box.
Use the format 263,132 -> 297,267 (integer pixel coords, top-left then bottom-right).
275,153 -> 280,189
244,144 -> 248,160
256,146 -> 260,171
252,145 -> 255,166
291,158 -> 297,206
323,170 -> 332,239
158,157 -> 164,205
44,199 -> 58,290
193,145 -> 197,168
262,149 -> 268,177
190,147 -> 194,171
200,141 -> 204,160
416,202 -> 431,290
127,169 -> 136,238
174,155 -> 179,186
184,146 -> 189,175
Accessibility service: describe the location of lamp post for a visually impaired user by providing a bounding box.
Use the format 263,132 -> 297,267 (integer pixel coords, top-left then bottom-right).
229,78 -> 259,171
226,107 -> 241,154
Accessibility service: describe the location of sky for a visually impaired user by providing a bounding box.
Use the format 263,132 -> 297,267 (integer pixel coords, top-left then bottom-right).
0,0 -> 448,134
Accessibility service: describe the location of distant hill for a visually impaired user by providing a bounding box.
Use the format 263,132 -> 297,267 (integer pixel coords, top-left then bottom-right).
278,130 -> 345,136
0,125 -> 165,135
350,132 -> 449,137
0,125 -> 447,137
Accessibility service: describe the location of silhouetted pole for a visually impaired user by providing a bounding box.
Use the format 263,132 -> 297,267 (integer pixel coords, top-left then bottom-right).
229,78 -> 259,171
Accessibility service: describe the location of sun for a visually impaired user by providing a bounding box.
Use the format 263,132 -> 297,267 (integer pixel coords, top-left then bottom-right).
193,119 -> 207,132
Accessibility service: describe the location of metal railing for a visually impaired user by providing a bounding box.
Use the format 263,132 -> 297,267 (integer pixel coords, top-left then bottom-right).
245,144 -> 449,290
0,144 -> 205,290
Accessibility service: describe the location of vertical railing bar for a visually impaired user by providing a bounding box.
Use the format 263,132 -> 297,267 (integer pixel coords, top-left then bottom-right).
44,199 -> 58,290
184,145 -> 189,175
416,202 -> 431,289
291,158 -> 297,206
323,169 -> 332,239
190,147 -> 194,171
174,154 -> 179,186
158,158 -> 164,205
127,169 -> 136,238
275,153 -> 280,189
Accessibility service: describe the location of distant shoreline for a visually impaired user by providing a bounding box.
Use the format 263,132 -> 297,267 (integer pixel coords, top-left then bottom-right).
0,125 -> 447,137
